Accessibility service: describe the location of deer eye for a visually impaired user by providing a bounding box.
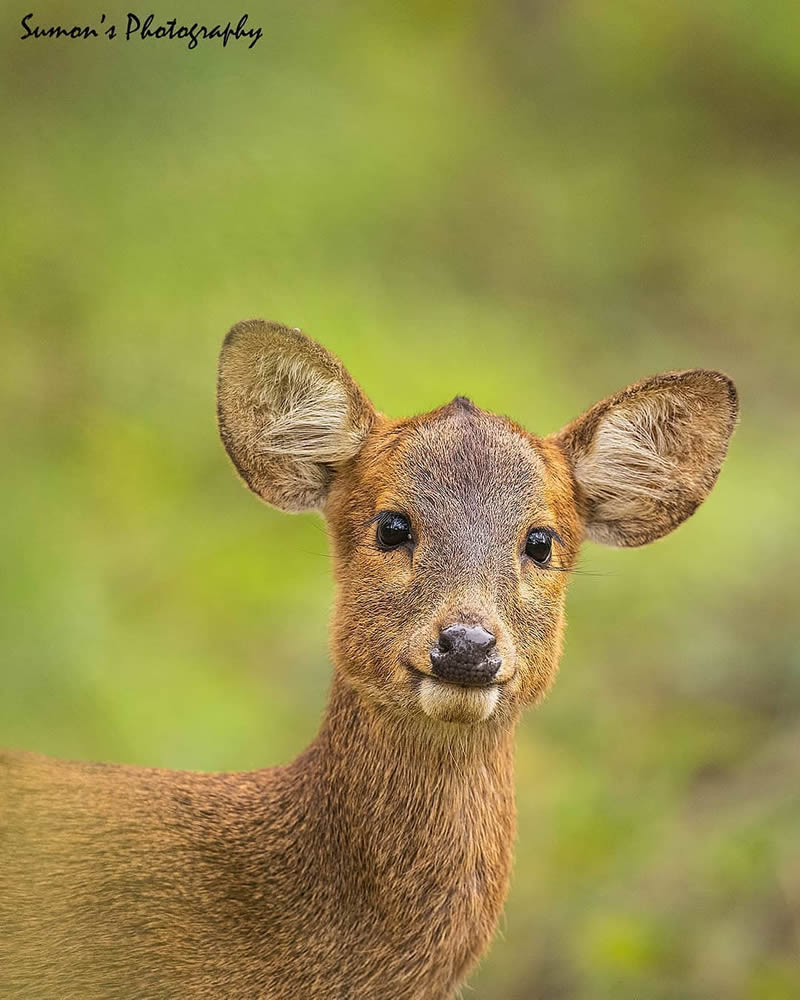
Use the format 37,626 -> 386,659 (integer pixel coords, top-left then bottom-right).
376,512 -> 412,550
525,529 -> 552,566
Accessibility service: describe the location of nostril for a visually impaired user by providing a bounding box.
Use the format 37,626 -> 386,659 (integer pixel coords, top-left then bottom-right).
437,627 -> 458,653
464,625 -> 496,654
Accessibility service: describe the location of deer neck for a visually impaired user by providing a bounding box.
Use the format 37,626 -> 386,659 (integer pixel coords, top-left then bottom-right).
304,675 -> 518,913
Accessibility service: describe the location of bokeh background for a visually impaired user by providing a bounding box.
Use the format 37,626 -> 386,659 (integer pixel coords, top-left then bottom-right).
2,2 -> 799,997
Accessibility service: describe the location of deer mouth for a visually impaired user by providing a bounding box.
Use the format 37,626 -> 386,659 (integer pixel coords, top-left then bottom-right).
405,664 -> 503,723
406,663 -> 503,690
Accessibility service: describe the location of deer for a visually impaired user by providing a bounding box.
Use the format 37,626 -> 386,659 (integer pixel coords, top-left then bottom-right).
0,319 -> 738,999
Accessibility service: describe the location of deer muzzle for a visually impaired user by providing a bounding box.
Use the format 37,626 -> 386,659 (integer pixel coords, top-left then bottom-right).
430,624 -> 502,687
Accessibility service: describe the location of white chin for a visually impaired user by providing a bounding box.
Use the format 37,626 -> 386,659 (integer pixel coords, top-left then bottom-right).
418,677 -> 500,723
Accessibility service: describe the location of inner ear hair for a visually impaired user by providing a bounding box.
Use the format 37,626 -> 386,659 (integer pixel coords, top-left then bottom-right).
553,370 -> 739,547
217,319 -> 376,512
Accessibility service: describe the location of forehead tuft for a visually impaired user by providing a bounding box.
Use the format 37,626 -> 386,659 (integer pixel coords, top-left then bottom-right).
450,395 -> 474,409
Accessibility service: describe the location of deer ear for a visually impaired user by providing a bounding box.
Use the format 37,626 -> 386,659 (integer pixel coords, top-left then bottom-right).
217,320 -> 376,512
552,370 -> 739,547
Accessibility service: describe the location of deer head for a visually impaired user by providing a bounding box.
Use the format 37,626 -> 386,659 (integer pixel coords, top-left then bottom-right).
217,320 -> 738,729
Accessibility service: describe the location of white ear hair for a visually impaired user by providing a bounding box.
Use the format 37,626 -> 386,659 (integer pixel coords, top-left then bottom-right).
572,395 -> 682,523
255,355 -> 367,464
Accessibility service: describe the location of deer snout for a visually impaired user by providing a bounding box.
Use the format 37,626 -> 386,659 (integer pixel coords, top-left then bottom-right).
430,624 -> 501,687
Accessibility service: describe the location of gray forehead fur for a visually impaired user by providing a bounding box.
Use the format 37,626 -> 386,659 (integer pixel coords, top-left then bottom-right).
397,402 -> 546,563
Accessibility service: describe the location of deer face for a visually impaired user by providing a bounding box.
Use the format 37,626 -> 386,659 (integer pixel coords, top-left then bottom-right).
324,401 -> 580,725
218,321 -> 738,728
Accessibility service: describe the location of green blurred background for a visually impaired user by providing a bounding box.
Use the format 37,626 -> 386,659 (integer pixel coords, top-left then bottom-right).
2,2 -> 799,997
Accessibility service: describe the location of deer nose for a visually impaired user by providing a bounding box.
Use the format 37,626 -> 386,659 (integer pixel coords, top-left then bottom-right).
430,624 -> 501,687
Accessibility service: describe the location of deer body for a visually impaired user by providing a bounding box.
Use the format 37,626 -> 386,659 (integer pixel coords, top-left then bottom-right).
1,321 -> 738,998
2,680 -> 513,998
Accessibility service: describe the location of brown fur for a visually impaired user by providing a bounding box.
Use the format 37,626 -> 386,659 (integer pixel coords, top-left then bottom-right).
0,321 -> 738,998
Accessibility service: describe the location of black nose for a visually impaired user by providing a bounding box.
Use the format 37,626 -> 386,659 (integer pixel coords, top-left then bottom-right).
430,624 -> 501,687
